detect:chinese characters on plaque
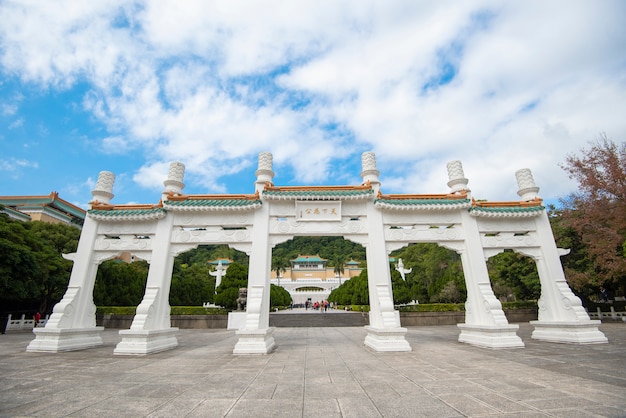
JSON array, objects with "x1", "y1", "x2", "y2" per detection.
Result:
[{"x1": 295, "y1": 201, "x2": 342, "y2": 221}]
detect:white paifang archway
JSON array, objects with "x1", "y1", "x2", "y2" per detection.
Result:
[{"x1": 27, "y1": 152, "x2": 607, "y2": 355}]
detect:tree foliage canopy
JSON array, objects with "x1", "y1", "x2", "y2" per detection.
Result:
[
  {"x1": 0, "y1": 215, "x2": 80, "y2": 313},
  {"x1": 94, "y1": 260, "x2": 147, "y2": 306},
  {"x1": 558, "y1": 135, "x2": 626, "y2": 297}
]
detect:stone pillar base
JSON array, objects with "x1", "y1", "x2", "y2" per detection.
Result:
[
  {"x1": 233, "y1": 327, "x2": 276, "y2": 354},
  {"x1": 364, "y1": 326, "x2": 412, "y2": 352},
  {"x1": 530, "y1": 320, "x2": 608, "y2": 344},
  {"x1": 114, "y1": 327, "x2": 179, "y2": 355},
  {"x1": 458, "y1": 323, "x2": 525, "y2": 349},
  {"x1": 227, "y1": 312, "x2": 247, "y2": 330},
  {"x1": 26, "y1": 327, "x2": 104, "y2": 352}
]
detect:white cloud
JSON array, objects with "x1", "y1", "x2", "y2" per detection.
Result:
[
  {"x1": 8, "y1": 118, "x2": 23, "y2": 129},
  {"x1": 1, "y1": 103, "x2": 17, "y2": 116},
  {"x1": 0, "y1": 0, "x2": 624, "y2": 202},
  {"x1": 0, "y1": 157, "x2": 38, "y2": 172},
  {"x1": 101, "y1": 136, "x2": 132, "y2": 154}
]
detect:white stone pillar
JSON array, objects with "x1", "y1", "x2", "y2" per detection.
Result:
[
  {"x1": 233, "y1": 194, "x2": 276, "y2": 354},
  {"x1": 363, "y1": 205, "x2": 411, "y2": 352},
  {"x1": 27, "y1": 173, "x2": 116, "y2": 352},
  {"x1": 114, "y1": 213, "x2": 179, "y2": 354},
  {"x1": 114, "y1": 165, "x2": 185, "y2": 355},
  {"x1": 360, "y1": 152, "x2": 410, "y2": 351},
  {"x1": 452, "y1": 211, "x2": 524, "y2": 348},
  {"x1": 512, "y1": 168, "x2": 605, "y2": 343},
  {"x1": 522, "y1": 212, "x2": 607, "y2": 344}
]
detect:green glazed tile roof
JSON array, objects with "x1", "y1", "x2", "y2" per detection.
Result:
[
  {"x1": 89, "y1": 208, "x2": 167, "y2": 217},
  {"x1": 376, "y1": 198, "x2": 471, "y2": 206},
  {"x1": 165, "y1": 199, "x2": 262, "y2": 208},
  {"x1": 291, "y1": 255, "x2": 327, "y2": 262},
  {"x1": 469, "y1": 205, "x2": 545, "y2": 213},
  {"x1": 263, "y1": 189, "x2": 374, "y2": 199}
]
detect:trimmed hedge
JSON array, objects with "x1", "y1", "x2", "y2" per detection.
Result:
[
  {"x1": 96, "y1": 306, "x2": 136, "y2": 315},
  {"x1": 398, "y1": 303, "x2": 464, "y2": 312},
  {"x1": 501, "y1": 301, "x2": 538, "y2": 310},
  {"x1": 97, "y1": 306, "x2": 227, "y2": 315},
  {"x1": 398, "y1": 301, "x2": 538, "y2": 312},
  {"x1": 97, "y1": 302, "x2": 538, "y2": 316}
]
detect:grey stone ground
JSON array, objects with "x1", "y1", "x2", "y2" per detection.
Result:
[{"x1": 1, "y1": 323, "x2": 625, "y2": 418}]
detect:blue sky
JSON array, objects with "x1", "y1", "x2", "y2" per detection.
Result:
[{"x1": 1, "y1": 1, "x2": 625, "y2": 209}]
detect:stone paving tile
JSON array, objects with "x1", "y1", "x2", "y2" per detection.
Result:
[
  {"x1": 144, "y1": 397, "x2": 205, "y2": 418},
  {"x1": 436, "y1": 393, "x2": 502, "y2": 416},
  {"x1": 500, "y1": 388, "x2": 575, "y2": 401},
  {"x1": 182, "y1": 399, "x2": 235, "y2": 418},
  {"x1": 373, "y1": 396, "x2": 465, "y2": 418},
  {"x1": 66, "y1": 396, "x2": 168, "y2": 417},
  {"x1": 523, "y1": 396, "x2": 605, "y2": 411},
  {"x1": 546, "y1": 408, "x2": 614, "y2": 418},
  {"x1": 336, "y1": 396, "x2": 384, "y2": 418},
  {"x1": 272, "y1": 382, "x2": 304, "y2": 399},
  {"x1": 225, "y1": 399, "x2": 303, "y2": 418},
  {"x1": 470, "y1": 393, "x2": 538, "y2": 414},
  {"x1": 303, "y1": 398, "x2": 341, "y2": 418}
]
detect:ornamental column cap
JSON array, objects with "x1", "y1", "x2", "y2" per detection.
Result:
[
  {"x1": 90, "y1": 171, "x2": 115, "y2": 208},
  {"x1": 360, "y1": 152, "x2": 380, "y2": 192},
  {"x1": 446, "y1": 160, "x2": 470, "y2": 194},
  {"x1": 255, "y1": 152, "x2": 275, "y2": 193},
  {"x1": 163, "y1": 161, "x2": 185, "y2": 198},
  {"x1": 515, "y1": 168, "x2": 540, "y2": 201}
]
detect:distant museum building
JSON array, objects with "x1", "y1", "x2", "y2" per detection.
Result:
[
  {"x1": 0, "y1": 192, "x2": 85, "y2": 228},
  {"x1": 269, "y1": 255, "x2": 363, "y2": 305}
]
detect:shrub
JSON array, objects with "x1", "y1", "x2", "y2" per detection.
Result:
[
  {"x1": 397, "y1": 303, "x2": 464, "y2": 312},
  {"x1": 97, "y1": 306, "x2": 227, "y2": 315}
]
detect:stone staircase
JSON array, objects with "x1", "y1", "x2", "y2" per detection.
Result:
[{"x1": 269, "y1": 311, "x2": 369, "y2": 327}]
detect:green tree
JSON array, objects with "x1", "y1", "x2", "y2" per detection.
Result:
[
  {"x1": 435, "y1": 281, "x2": 461, "y2": 303},
  {"x1": 329, "y1": 269, "x2": 369, "y2": 305},
  {"x1": 29, "y1": 221, "x2": 80, "y2": 312},
  {"x1": 214, "y1": 262, "x2": 248, "y2": 310},
  {"x1": 0, "y1": 214, "x2": 44, "y2": 310},
  {"x1": 94, "y1": 260, "x2": 148, "y2": 306},
  {"x1": 271, "y1": 255, "x2": 289, "y2": 279},
  {"x1": 332, "y1": 254, "x2": 346, "y2": 277},
  {"x1": 0, "y1": 216, "x2": 80, "y2": 313},
  {"x1": 390, "y1": 266, "x2": 412, "y2": 304},
  {"x1": 487, "y1": 251, "x2": 540, "y2": 301},
  {"x1": 170, "y1": 262, "x2": 214, "y2": 306},
  {"x1": 392, "y1": 243, "x2": 465, "y2": 303},
  {"x1": 270, "y1": 284, "x2": 292, "y2": 307}
]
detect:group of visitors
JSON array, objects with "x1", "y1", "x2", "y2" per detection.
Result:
[{"x1": 305, "y1": 300, "x2": 331, "y2": 312}]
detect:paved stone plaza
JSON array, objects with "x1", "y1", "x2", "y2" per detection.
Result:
[{"x1": 1, "y1": 323, "x2": 625, "y2": 417}]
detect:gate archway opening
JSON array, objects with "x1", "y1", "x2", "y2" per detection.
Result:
[
  {"x1": 389, "y1": 242, "x2": 466, "y2": 306},
  {"x1": 270, "y1": 236, "x2": 366, "y2": 308}
]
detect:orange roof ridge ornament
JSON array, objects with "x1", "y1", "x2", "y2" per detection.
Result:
[
  {"x1": 378, "y1": 190, "x2": 469, "y2": 200},
  {"x1": 471, "y1": 197, "x2": 543, "y2": 208},
  {"x1": 90, "y1": 201, "x2": 164, "y2": 211},
  {"x1": 166, "y1": 191, "x2": 260, "y2": 201}
]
